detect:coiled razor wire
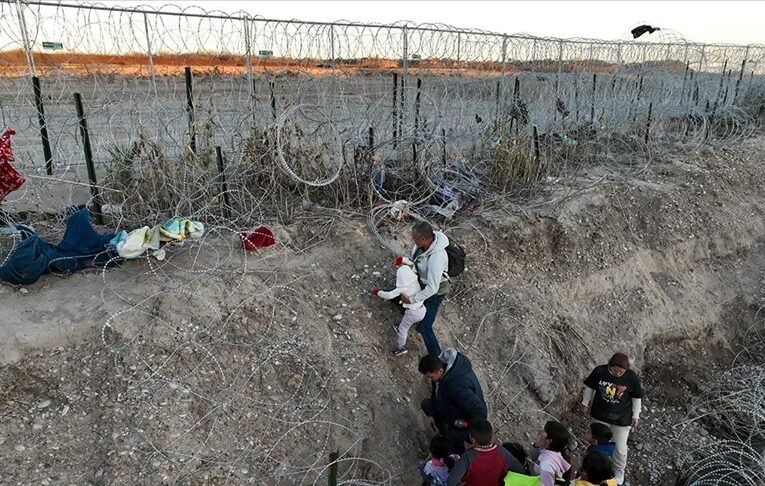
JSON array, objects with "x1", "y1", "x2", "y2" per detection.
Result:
[
  {"x1": 675, "y1": 440, "x2": 765, "y2": 486},
  {"x1": 0, "y1": 2, "x2": 762, "y2": 237},
  {"x1": 0, "y1": 1, "x2": 764, "y2": 484},
  {"x1": 274, "y1": 105, "x2": 344, "y2": 187},
  {"x1": 674, "y1": 317, "x2": 765, "y2": 486}
]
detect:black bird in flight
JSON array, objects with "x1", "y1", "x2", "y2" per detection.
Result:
[{"x1": 631, "y1": 24, "x2": 660, "y2": 39}]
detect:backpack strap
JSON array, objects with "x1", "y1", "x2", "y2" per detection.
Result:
[{"x1": 411, "y1": 246, "x2": 424, "y2": 277}]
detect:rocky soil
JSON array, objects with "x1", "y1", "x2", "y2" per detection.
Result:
[{"x1": 1, "y1": 137, "x2": 765, "y2": 484}]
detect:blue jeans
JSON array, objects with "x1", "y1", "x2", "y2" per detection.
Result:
[{"x1": 417, "y1": 294, "x2": 444, "y2": 355}]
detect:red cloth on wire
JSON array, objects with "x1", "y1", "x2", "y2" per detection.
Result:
[
  {"x1": 0, "y1": 129, "x2": 25, "y2": 202},
  {"x1": 239, "y1": 226, "x2": 276, "y2": 251}
]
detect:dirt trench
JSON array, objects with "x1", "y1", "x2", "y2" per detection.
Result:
[{"x1": 0, "y1": 138, "x2": 764, "y2": 484}]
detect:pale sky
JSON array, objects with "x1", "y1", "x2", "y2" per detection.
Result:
[{"x1": 110, "y1": 1, "x2": 765, "y2": 45}]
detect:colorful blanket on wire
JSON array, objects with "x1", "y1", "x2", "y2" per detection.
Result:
[{"x1": 109, "y1": 217, "x2": 204, "y2": 259}]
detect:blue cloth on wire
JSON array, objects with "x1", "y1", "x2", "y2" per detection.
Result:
[{"x1": 0, "y1": 208, "x2": 117, "y2": 285}]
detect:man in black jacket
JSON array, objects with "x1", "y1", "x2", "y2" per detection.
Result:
[{"x1": 418, "y1": 348, "x2": 488, "y2": 453}]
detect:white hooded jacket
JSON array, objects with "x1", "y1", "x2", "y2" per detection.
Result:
[
  {"x1": 376, "y1": 264, "x2": 424, "y2": 310},
  {"x1": 410, "y1": 230, "x2": 450, "y2": 304}
]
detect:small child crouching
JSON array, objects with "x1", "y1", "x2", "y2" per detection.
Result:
[
  {"x1": 586, "y1": 423, "x2": 616, "y2": 458},
  {"x1": 421, "y1": 435, "x2": 459, "y2": 485}
]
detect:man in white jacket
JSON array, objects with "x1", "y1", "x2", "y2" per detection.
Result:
[
  {"x1": 372, "y1": 256, "x2": 426, "y2": 356},
  {"x1": 401, "y1": 221, "x2": 449, "y2": 355}
]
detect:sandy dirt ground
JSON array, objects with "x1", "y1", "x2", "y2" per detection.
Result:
[{"x1": 1, "y1": 136, "x2": 764, "y2": 484}]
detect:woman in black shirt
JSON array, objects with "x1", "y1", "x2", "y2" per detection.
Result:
[{"x1": 580, "y1": 353, "x2": 643, "y2": 486}]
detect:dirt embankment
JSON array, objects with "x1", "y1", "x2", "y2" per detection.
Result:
[{"x1": 0, "y1": 137, "x2": 764, "y2": 484}]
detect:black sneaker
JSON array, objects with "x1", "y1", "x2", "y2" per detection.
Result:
[{"x1": 391, "y1": 346, "x2": 408, "y2": 356}]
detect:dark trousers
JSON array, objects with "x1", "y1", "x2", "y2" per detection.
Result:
[
  {"x1": 416, "y1": 294, "x2": 444, "y2": 355},
  {"x1": 421, "y1": 398, "x2": 468, "y2": 455}
]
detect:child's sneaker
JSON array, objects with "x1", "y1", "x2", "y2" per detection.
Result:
[
  {"x1": 614, "y1": 470, "x2": 625, "y2": 485},
  {"x1": 391, "y1": 346, "x2": 408, "y2": 356}
]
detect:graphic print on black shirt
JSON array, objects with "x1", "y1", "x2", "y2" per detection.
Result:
[
  {"x1": 598, "y1": 380, "x2": 626, "y2": 404},
  {"x1": 584, "y1": 364, "x2": 644, "y2": 426}
]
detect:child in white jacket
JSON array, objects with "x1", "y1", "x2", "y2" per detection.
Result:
[{"x1": 372, "y1": 256, "x2": 426, "y2": 356}]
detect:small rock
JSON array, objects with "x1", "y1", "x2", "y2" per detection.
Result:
[
  {"x1": 14, "y1": 445, "x2": 25, "y2": 452},
  {"x1": 19, "y1": 287, "x2": 29, "y2": 294},
  {"x1": 333, "y1": 314, "x2": 343, "y2": 321},
  {"x1": 635, "y1": 443, "x2": 644, "y2": 451},
  {"x1": 37, "y1": 400, "x2": 51, "y2": 409}
]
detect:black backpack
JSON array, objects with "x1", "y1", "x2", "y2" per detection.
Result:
[{"x1": 445, "y1": 241, "x2": 466, "y2": 278}]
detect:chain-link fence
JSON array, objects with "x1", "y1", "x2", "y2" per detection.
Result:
[{"x1": 0, "y1": 0, "x2": 764, "y2": 227}]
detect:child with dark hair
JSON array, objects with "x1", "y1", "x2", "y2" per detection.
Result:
[
  {"x1": 421, "y1": 435, "x2": 459, "y2": 486},
  {"x1": 572, "y1": 451, "x2": 617, "y2": 486},
  {"x1": 586, "y1": 423, "x2": 616, "y2": 458},
  {"x1": 446, "y1": 419, "x2": 524, "y2": 485},
  {"x1": 530, "y1": 421, "x2": 572, "y2": 486}
]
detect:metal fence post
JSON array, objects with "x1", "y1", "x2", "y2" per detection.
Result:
[
  {"x1": 184, "y1": 66, "x2": 197, "y2": 154},
  {"x1": 142, "y1": 12, "x2": 157, "y2": 97},
  {"x1": 645, "y1": 102, "x2": 653, "y2": 144},
  {"x1": 32, "y1": 76, "x2": 53, "y2": 175},
  {"x1": 330, "y1": 24, "x2": 336, "y2": 72},
  {"x1": 243, "y1": 15, "x2": 255, "y2": 123},
  {"x1": 734, "y1": 46, "x2": 749, "y2": 100},
  {"x1": 215, "y1": 146, "x2": 231, "y2": 218},
  {"x1": 392, "y1": 73, "x2": 398, "y2": 149},
  {"x1": 14, "y1": 0, "x2": 35, "y2": 78},
  {"x1": 328, "y1": 451, "x2": 339, "y2": 486},
  {"x1": 269, "y1": 80, "x2": 277, "y2": 122},
  {"x1": 413, "y1": 77, "x2": 422, "y2": 162},
  {"x1": 556, "y1": 40, "x2": 563, "y2": 97},
  {"x1": 400, "y1": 25, "x2": 408, "y2": 143},
  {"x1": 501, "y1": 35, "x2": 507, "y2": 73},
  {"x1": 73, "y1": 93, "x2": 104, "y2": 225},
  {"x1": 590, "y1": 73, "x2": 597, "y2": 126},
  {"x1": 499, "y1": 35, "x2": 507, "y2": 124}
]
